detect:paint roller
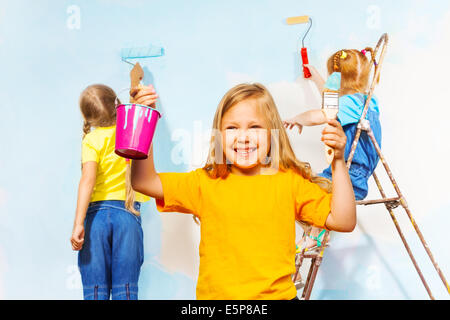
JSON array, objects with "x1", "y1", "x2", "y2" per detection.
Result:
[
  {"x1": 120, "y1": 45, "x2": 165, "y2": 103},
  {"x1": 115, "y1": 45, "x2": 165, "y2": 161},
  {"x1": 286, "y1": 15, "x2": 312, "y2": 78}
]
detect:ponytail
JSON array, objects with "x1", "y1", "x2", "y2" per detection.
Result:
[
  {"x1": 362, "y1": 47, "x2": 380, "y2": 85},
  {"x1": 80, "y1": 121, "x2": 91, "y2": 170},
  {"x1": 327, "y1": 47, "x2": 380, "y2": 95},
  {"x1": 332, "y1": 50, "x2": 348, "y2": 72},
  {"x1": 82, "y1": 120, "x2": 91, "y2": 139},
  {"x1": 363, "y1": 47, "x2": 375, "y2": 63},
  {"x1": 125, "y1": 160, "x2": 139, "y2": 216}
]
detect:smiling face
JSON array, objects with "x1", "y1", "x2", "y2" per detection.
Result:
[{"x1": 220, "y1": 98, "x2": 270, "y2": 176}]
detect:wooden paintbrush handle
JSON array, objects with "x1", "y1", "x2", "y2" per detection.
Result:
[
  {"x1": 323, "y1": 108, "x2": 338, "y2": 164},
  {"x1": 325, "y1": 146, "x2": 334, "y2": 164},
  {"x1": 130, "y1": 62, "x2": 144, "y2": 103}
]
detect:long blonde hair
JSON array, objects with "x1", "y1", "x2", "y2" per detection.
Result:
[
  {"x1": 202, "y1": 83, "x2": 331, "y2": 192},
  {"x1": 79, "y1": 84, "x2": 139, "y2": 215},
  {"x1": 327, "y1": 48, "x2": 379, "y2": 96}
]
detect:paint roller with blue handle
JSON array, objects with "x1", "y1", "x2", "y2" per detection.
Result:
[{"x1": 322, "y1": 72, "x2": 341, "y2": 164}]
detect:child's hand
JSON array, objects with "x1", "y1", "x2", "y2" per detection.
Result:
[
  {"x1": 303, "y1": 64, "x2": 325, "y2": 93},
  {"x1": 321, "y1": 119, "x2": 347, "y2": 161},
  {"x1": 130, "y1": 84, "x2": 159, "y2": 107},
  {"x1": 71, "y1": 224, "x2": 85, "y2": 251},
  {"x1": 303, "y1": 64, "x2": 320, "y2": 80},
  {"x1": 283, "y1": 116, "x2": 303, "y2": 134}
]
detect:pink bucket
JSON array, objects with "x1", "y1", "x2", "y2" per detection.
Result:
[{"x1": 115, "y1": 103, "x2": 161, "y2": 159}]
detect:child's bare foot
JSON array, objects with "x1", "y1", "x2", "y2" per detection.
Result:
[
  {"x1": 297, "y1": 228, "x2": 330, "y2": 252},
  {"x1": 305, "y1": 236, "x2": 318, "y2": 249},
  {"x1": 297, "y1": 234, "x2": 319, "y2": 251}
]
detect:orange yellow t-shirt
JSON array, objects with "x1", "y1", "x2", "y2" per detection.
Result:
[
  {"x1": 82, "y1": 126, "x2": 149, "y2": 203},
  {"x1": 156, "y1": 168, "x2": 331, "y2": 300}
]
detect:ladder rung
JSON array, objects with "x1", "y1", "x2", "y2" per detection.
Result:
[
  {"x1": 302, "y1": 253, "x2": 320, "y2": 259},
  {"x1": 356, "y1": 197, "x2": 400, "y2": 206}
]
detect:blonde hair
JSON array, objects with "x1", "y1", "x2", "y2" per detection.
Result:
[
  {"x1": 79, "y1": 84, "x2": 139, "y2": 216},
  {"x1": 327, "y1": 48, "x2": 379, "y2": 96},
  {"x1": 202, "y1": 83, "x2": 331, "y2": 192}
]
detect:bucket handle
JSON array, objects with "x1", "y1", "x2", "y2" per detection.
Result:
[
  {"x1": 115, "y1": 87, "x2": 158, "y2": 108},
  {"x1": 114, "y1": 87, "x2": 162, "y2": 117},
  {"x1": 114, "y1": 87, "x2": 132, "y2": 107}
]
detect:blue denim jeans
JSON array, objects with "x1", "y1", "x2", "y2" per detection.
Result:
[
  {"x1": 78, "y1": 200, "x2": 144, "y2": 300},
  {"x1": 319, "y1": 164, "x2": 370, "y2": 201}
]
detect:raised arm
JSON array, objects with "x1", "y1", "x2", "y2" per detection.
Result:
[
  {"x1": 130, "y1": 85, "x2": 163, "y2": 199},
  {"x1": 324, "y1": 158, "x2": 356, "y2": 232},
  {"x1": 304, "y1": 64, "x2": 326, "y2": 94},
  {"x1": 322, "y1": 119, "x2": 356, "y2": 232},
  {"x1": 131, "y1": 145, "x2": 164, "y2": 199}
]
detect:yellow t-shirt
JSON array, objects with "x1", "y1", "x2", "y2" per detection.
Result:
[
  {"x1": 81, "y1": 126, "x2": 149, "y2": 203},
  {"x1": 156, "y1": 168, "x2": 332, "y2": 300}
]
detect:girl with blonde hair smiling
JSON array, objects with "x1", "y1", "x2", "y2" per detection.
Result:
[{"x1": 131, "y1": 82, "x2": 356, "y2": 300}]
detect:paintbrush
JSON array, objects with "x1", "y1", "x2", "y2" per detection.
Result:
[{"x1": 322, "y1": 72, "x2": 341, "y2": 164}]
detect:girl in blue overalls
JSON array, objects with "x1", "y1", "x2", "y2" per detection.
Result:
[{"x1": 284, "y1": 48, "x2": 382, "y2": 252}]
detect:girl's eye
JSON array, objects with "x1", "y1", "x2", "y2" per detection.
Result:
[
  {"x1": 225, "y1": 126, "x2": 237, "y2": 130},
  {"x1": 250, "y1": 125, "x2": 262, "y2": 129}
]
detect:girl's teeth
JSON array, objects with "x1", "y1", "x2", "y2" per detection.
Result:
[{"x1": 236, "y1": 148, "x2": 256, "y2": 154}]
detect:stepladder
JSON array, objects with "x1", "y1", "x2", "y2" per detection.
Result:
[
  {"x1": 293, "y1": 227, "x2": 330, "y2": 300},
  {"x1": 293, "y1": 33, "x2": 449, "y2": 300}
]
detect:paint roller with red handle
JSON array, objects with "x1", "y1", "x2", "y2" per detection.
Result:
[
  {"x1": 301, "y1": 47, "x2": 311, "y2": 78},
  {"x1": 286, "y1": 15, "x2": 313, "y2": 78}
]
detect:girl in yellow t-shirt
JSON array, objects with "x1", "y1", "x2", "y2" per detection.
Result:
[
  {"x1": 131, "y1": 83, "x2": 356, "y2": 300},
  {"x1": 70, "y1": 84, "x2": 154, "y2": 300}
]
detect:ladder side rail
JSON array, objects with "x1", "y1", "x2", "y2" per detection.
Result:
[
  {"x1": 366, "y1": 128, "x2": 450, "y2": 294},
  {"x1": 347, "y1": 34, "x2": 388, "y2": 167},
  {"x1": 301, "y1": 231, "x2": 330, "y2": 300},
  {"x1": 371, "y1": 172, "x2": 434, "y2": 299}
]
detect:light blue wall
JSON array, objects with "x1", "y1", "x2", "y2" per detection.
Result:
[{"x1": 0, "y1": 0, "x2": 449, "y2": 299}]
